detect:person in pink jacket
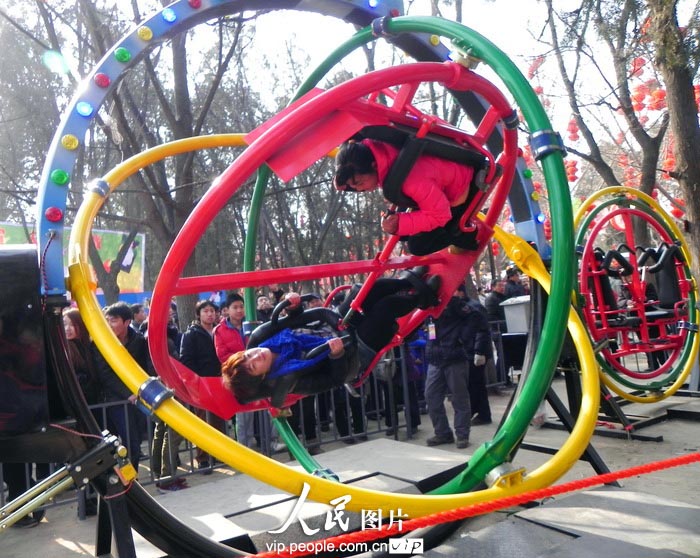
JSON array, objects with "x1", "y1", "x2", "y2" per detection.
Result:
[{"x1": 333, "y1": 139, "x2": 479, "y2": 255}]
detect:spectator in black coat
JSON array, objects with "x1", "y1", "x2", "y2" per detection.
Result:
[
  {"x1": 256, "y1": 295, "x2": 274, "y2": 323},
  {"x1": 504, "y1": 267, "x2": 527, "y2": 299},
  {"x1": 484, "y1": 279, "x2": 508, "y2": 331},
  {"x1": 458, "y1": 294, "x2": 493, "y2": 426},
  {"x1": 94, "y1": 302, "x2": 152, "y2": 470},
  {"x1": 180, "y1": 300, "x2": 220, "y2": 377},
  {"x1": 179, "y1": 300, "x2": 227, "y2": 473}
]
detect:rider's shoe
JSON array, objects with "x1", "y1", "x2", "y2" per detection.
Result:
[
  {"x1": 397, "y1": 265, "x2": 429, "y2": 281},
  {"x1": 416, "y1": 275, "x2": 442, "y2": 309}
]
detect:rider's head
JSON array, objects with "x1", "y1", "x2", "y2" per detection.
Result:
[
  {"x1": 334, "y1": 140, "x2": 378, "y2": 192},
  {"x1": 222, "y1": 347, "x2": 274, "y2": 402}
]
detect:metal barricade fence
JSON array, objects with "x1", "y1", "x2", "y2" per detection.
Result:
[{"x1": 1, "y1": 365, "x2": 424, "y2": 514}]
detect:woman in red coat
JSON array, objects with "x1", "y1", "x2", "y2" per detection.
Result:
[{"x1": 333, "y1": 139, "x2": 478, "y2": 255}]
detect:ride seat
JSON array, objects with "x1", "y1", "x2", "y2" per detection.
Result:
[
  {"x1": 586, "y1": 248, "x2": 636, "y2": 329},
  {"x1": 638, "y1": 243, "x2": 687, "y2": 311}
]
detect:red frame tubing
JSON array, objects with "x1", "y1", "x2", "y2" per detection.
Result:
[
  {"x1": 148, "y1": 62, "x2": 517, "y2": 418},
  {"x1": 579, "y1": 207, "x2": 687, "y2": 381}
]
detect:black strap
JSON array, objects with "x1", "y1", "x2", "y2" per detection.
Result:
[
  {"x1": 247, "y1": 306, "x2": 342, "y2": 348},
  {"x1": 381, "y1": 137, "x2": 426, "y2": 208},
  {"x1": 602, "y1": 249, "x2": 634, "y2": 277}
]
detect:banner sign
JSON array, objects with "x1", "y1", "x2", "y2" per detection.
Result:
[{"x1": 0, "y1": 222, "x2": 145, "y2": 293}]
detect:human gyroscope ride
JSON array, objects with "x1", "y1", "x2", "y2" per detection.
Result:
[
  {"x1": 2, "y1": 1, "x2": 645, "y2": 555},
  {"x1": 66, "y1": 13, "x2": 593, "y2": 516}
]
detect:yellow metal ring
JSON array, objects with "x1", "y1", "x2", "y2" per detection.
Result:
[{"x1": 68, "y1": 136, "x2": 599, "y2": 517}]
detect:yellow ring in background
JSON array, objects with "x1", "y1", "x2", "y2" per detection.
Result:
[
  {"x1": 67, "y1": 136, "x2": 599, "y2": 516},
  {"x1": 573, "y1": 186, "x2": 692, "y2": 266},
  {"x1": 573, "y1": 186, "x2": 698, "y2": 403}
]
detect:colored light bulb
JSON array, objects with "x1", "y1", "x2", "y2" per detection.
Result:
[
  {"x1": 61, "y1": 134, "x2": 79, "y2": 150},
  {"x1": 45, "y1": 207, "x2": 64, "y2": 222},
  {"x1": 137, "y1": 26, "x2": 153, "y2": 41},
  {"x1": 94, "y1": 73, "x2": 110, "y2": 88},
  {"x1": 50, "y1": 169, "x2": 70, "y2": 186},
  {"x1": 162, "y1": 8, "x2": 177, "y2": 23},
  {"x1": 188, "y1": 0, "x2": 202, "y2": 7},
  {"x1": 114, "y1": 47, "x2": 131, "y2": 63},
  {"x1": 76, "y1": 101, "x2": 94, "y2": 117}
]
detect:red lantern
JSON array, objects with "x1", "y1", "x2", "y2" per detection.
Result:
[
  {"x1": 528, "y1": 55, "x2": 545, "y2": 79},
  {"x1": 671, "y1": 198, "x2": 686, "y2": 219},
  {"x1": 491, "y1": 241, "x2": 500, "y2": 255},
  {"x1": 648, "y1": 89, "x2": 667, "y2": 111},
  {"x1": 608, "y1": 206, "x2": 626, "y2": 231},
  {"x1": 543, "y1": 218, "x2": 552, "y2": 240},
  {"x1": 630, "y1": 56, "x2": 646, "y2": 77}
]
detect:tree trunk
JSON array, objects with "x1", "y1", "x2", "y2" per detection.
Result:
[{"x1": 647, "y1": 0, "x2": 700, "y2": 281}]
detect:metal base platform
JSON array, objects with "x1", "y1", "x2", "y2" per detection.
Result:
[
  {"x1": 3, "y1": 438, "x2": 699, "y2": 557},
  {"x1": 145, "y1": 440, "x2": 700, "y2": 558}
]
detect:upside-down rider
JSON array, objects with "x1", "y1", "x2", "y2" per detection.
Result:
[{"x1": 221, "y1": 269, "x2": 440, "y2": 407}]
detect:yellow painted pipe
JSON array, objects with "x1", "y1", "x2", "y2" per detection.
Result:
[
  {"x1": 67, "y1": 136, "x2": 599, "y2": 516},
  {"x1": 573, "y1": 186, "x2": 692, "y2": 266}
]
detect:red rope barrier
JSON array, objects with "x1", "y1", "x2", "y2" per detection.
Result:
[{"x1": 254, "y1": 452, "x2": 700, "y2": 558}]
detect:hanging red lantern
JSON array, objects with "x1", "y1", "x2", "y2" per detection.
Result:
[
  {"x1": 565, "y1": 159, "x2": 579, "y2": 182},
  {"x1": 670, "y1": 198, "x2": 686, "y2": 219},
  {"x1": 567, "y1": 117, "x2": 580, "y2": 141},
  {"x1": 648, "y1": 89, "x2": 667, "y2": 111},
  {"x1": 663, "y1": 155, "x2": 676, "y2": 178},
  {"x1": 543, "y1": 218, "x2": 552, "y2": 241},
  {"x1": 609, "y1": 206, "x2": 626, "y2": 231},
  {"x1": 633, "y1": 83, "x2": 650, "y2": 99},
  {"x1": 630, "y1": 56, "x2": 646, "y2": 77},
  {"x1": 527, "y1": 55, "x2": 545, "y2": 79}
]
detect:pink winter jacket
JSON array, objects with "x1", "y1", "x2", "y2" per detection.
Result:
[{"x1": 364, "y1": 139, "x2": 475, "y2": 237}]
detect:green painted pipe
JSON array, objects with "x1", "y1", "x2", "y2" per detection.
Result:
[{"x1": 242, "y1": 16, "x2": 573, "y2": 489}]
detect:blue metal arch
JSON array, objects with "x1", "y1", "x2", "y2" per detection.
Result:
[{"x1": 36, "y1": 0, "x2": 545, "y2": 296}]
